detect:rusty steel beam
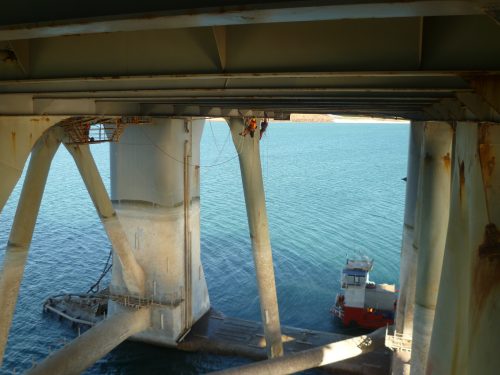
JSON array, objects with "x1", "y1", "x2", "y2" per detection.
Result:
[
  {"x1": 0, "y1": 1, "x2": 485, "y2": 41},
  {"x1": 0, "y1": 71, "x2": 496, "y2": 86}
]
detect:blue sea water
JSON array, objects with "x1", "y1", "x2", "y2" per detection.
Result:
[{"x1": 0, "y1": 121, "x2": 408, "y2": 374}]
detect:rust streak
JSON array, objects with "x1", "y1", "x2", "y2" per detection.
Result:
[
  {"x1": 479, "y1": 143, "x2": 495, "y2": 188},
  {"x1": 443, "y1": 152, "x2": 451, "y2": 172},
  {"x1": 472, "y1": 223, "x2": 500, "y2": 316},
  {"x1": 459, "y1": 160, "x2": 465, "y2": 202},
  {"x1": 478, "y1": 223, "x2": 500, "y2": 259},
  {"x1": 11, "y1": 131, "x2": 16, "y2": 153}
]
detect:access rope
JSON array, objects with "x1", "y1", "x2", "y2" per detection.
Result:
[
  {"x1": 137, "y1": 125, "x2": 245, "y2": 168},
  {"x1": 86, "y1": 250, "x2": 113, "y2": 294}
]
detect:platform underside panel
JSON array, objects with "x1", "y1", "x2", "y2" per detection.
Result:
[{"x1": 0, "y1": 4, "x2": 499, "y2": 120}]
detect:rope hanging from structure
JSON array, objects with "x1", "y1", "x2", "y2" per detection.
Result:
[
  {"x1": 138, "y1": 126, "x2": 245, "y2": 168},
  {"x1": 86, "y1": 250, "x2": 113, "y2": 294}
]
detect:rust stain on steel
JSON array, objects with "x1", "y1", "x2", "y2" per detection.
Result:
[
  {"x1": 478, "y1": 223, "x2": 500, "y2": 259},
  {"x1": 443, "y1": 152, "x2": 451, "y2": 171},
  {"x1": 459, "y1": 160, "x2": 465, "y2": 202},
  {"x1": 479, "y1": 142, "x2": 495, "y2": 188},
  {"x1": 472, "y1": 223, "x2": 500, "y2": 317},
  {"x1": 11, "y1": 131, "x2": 16, "y2": 153},
  {"x1": 29, "y1": 117, "x2": 50, "y2": 123}
]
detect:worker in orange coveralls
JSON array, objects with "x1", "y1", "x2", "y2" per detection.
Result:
[{"x1": 239, "y1": 117, "x2": 258, "y2": 138}]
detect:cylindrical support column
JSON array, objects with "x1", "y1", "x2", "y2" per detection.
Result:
[
  {"x1": 427, "y1": 122, "x2": 500, "y2": 375},
  {"x1": 27, "y1": 307, "x2": 151, "y2": 375},
  {"x1": 228, "y1": 117, "x2": 283, "y2": 358},
  {"x1": 410, "y1": 122, "x2": 453, "y2": 375},
  {"x1": 392, "y1": 121, "x2": 424, "y2": 374},
  {"x1": 109, "y1": 118, "x2": 209, "y2": 345},
  {"x1": 0, "y1": 128, "x2": 60, "y2": 365},
  {"x1": 64, "y1": 143, "x2": 145, "y2": 295},
  {"x1": 210, "y1": 327, "x2": 386, "y2": 375}
]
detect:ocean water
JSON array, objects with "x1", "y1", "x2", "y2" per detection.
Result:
[{"x1": 0, "y1": 121, "x2": 408, "y2": 374}]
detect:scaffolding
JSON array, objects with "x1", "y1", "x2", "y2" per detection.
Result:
[
  {"x1": 59, "y1": 116, "x2": 152, "y2": 144},
  {"x1": 385, "y1": 327, "x2": 412, "y2": 352}
]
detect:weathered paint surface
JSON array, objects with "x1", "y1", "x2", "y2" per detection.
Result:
[
  {"x1": 0, "y1": 116, "x2": 65, "y2": 213},
  {"x1": 108, "y1": 118, "x2": 210, "y2": 346},
  {"x1": 427, "y1": 122, "x2": 500, "y2": 375},
  {"x1": 228, "y1": 117, "x2": 284, "y2": 359},
  {"x1": 0, "y1": 127, "x2": 61, "y2": 366},
  {"x1": 393, "y1": 121, "x2": 424, "y2": 375},
  {"x1": 210, "y1": 327, "x2": 386, "y2": 375},
  {"x1": 65, "y1": 143, "x2": 146, "y2": 296},
  {"x1": 27, "y1": 307, "x2": 151, "y2": 375},
  {"x1": 411, "y1": 121, "x2": 453, "y2": 375}
]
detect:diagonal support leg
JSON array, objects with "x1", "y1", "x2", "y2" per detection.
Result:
[
  {"x1": 0, "y1": 128, "x2": 61, "y2": 366},
  {"x1": 228, "y1": 117, "x2": 283, "y2": 358},
  {"x1": 0, "y1": 160, "x2": 26, "y2": 215},
  {"x1": 0, "y1": 117, "x2": 62, "y2": 214},
  {"x1": 210, "y1": 327, "x2": 386, "y2": 375},
  {"x1": 27, "y1": 307, "x2": 151, "y2": 375},
  {"x1": 64, "y1": 143, "x2": 145, "y2": 295}
]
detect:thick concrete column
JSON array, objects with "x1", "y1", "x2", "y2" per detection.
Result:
[
  {"x1": 0, "y1": 117, "x2": 63, "y2": 214},
  {"x1": 427, "y1": 122, "x2": 500, "y2": 375},
  {"x1": 228, "y1": 117, "x2": 283, "y2": 359},
  {"x1": 392, "y1": 121, "x2": 423, "y2": 374},
  {"x1": 109, "y1": 118, "x2": 209, "y2": 346},
  {"x1": 27, "y1": 307, "x2": 151, "y2": 375},
  {"x1": 410, "y1": 122, "x2": 453, "y2": 375},
  {"x1": 0, "y1": 128, "x2": 61, "y2": 365},
  {"x1": 65, "y1": 143, "x2": 145, "y2": 295}
]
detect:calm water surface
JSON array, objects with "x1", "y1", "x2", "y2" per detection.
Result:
[{"x1": 0, "y1": 121, "x2": 408, "y2": 374}]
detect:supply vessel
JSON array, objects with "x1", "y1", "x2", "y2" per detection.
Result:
[{"x1": 331, "y1": 258, "x2": 397, "y2": 329}]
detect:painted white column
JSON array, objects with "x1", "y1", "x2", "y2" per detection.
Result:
[
  {"x1": 27, "y1": 307, "x2": 151, "y2": 375},
  {"x1": 427, "y1": 122, "x2": 500, "y2": 375},
  {"x1": 410, "y1": 122, "x2": 453, "y2": 375},
  {"x1": 228, "y1": 117, "x2": 283, "y2": 359},
  {"x1": 0, "y1": 116, "x2": 63, "y2": 214},
  {"x1": 0, "y1": 128, "x2": 61, "y2": 366},
  {"x1": 392, "y1": 121, "x2": 423, "y2": 375},
  {"x1": 109, "y1": 118, "x2": 209, "y2": 346},
  {"x1": 65, "y1": 143, "x2": 145, "y2": 295}
]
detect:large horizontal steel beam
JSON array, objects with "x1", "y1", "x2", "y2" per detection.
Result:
[
  {"x1": 0, "y1": 1, "x2": 486, "y2": 41},
  {"x1": 26, "y1": 87, "x2": 473, "y2": 98},
  {"x1": 0, "y1": 70, "x2": 495, "y2": 86}
]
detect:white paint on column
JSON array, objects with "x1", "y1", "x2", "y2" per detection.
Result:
[
  {"x1": 427, "y1": 122, "x2": 500, "y2": 375},
  {"x1": 411, "y1": 121, "x2": 453, "y2": 375},
  {"x1": 109, "y1": 118, "x2": 210, "y2": 346}
]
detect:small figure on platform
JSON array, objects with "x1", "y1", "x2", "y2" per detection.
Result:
[
  {"x1": 239, "y1": 117, "x2": 258, "y2": 137},
  {"x1": 259, "y1": 118, "x2": 269, "y2": 140}
]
